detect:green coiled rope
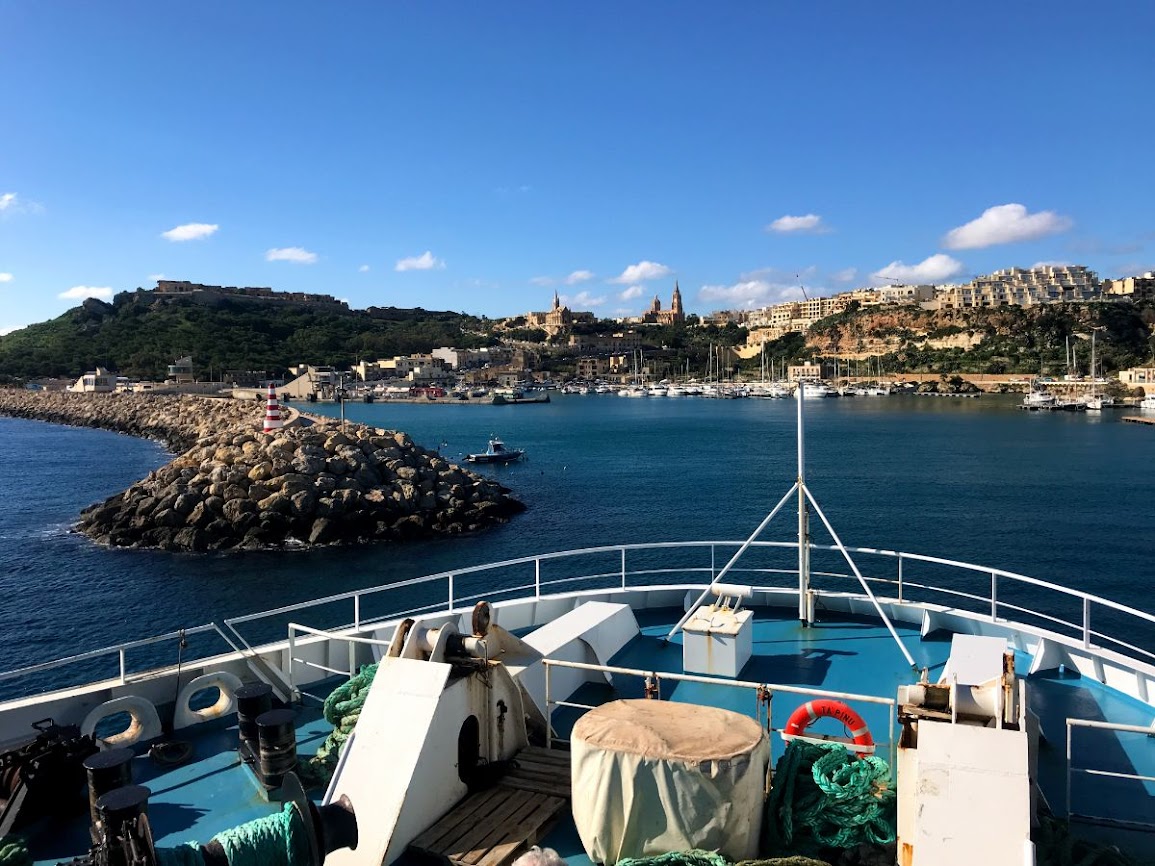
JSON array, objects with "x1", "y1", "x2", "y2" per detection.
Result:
[
  {"x1": 617, "y1": 851, "x2": 831, "y2": 866},
  {"x1": 0, "y1": 835, "x2": 31, "y2": 866},
  {"x1": 618, "y1": 851, "x2": 731, "y2": 866},
  {"x1": 297, "y1": 663, "x2": 379, "y2": 789},
  {"x1": 765, "y1": 740, "x2": 895, "y2": 855},
  {"x1": 155, "y1": 803, "x2": 309, "y2": 866}
]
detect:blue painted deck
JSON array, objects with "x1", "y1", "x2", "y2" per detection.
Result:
[{"x1": 25, "y1": 605, "x2": 1155, "y2": 865}]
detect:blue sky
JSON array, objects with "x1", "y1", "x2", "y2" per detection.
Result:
[{"x1": 2, "y1": 2, "x2": 1153, "y2": 335}]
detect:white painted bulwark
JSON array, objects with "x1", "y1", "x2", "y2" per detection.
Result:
[
  {"x1": 899, "y1": 721, "x2": 1032, "y2": 866},
  {"x1": 683, "y1": 606, "x2": 753, "y2": 677}
]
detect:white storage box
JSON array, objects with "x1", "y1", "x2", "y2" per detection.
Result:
[{"x1": 682, "y1": 605, "x2": 753, "y2": 677}]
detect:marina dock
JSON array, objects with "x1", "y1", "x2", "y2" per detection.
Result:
[{"x1": 1121, "y1": 415, "x2": 1155, "y2": 425}]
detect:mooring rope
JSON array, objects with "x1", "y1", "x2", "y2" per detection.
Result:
[
  {"x1": 765, "y1": 740, "x2": 895, "y2": 854},
  {"x1": 156, "y1": 803, "x2": 309, "y2": 866},
  {"x1": 297, "y1": 663, "x2": 379, "y2": 788},
  {"x1": 0, "y1": 835, "x2": 31, "y2": 866}
]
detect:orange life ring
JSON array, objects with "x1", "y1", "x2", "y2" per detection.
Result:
[{"x1": 783, "y1": 700, "x2": 874, "y2": 748}]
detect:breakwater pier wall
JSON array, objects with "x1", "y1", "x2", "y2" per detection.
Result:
[
  {"x1": 0, "y1": 390, "x2": 526, "y2": 552},
  {"x1": 0, "y1": 390, "x2": 267, "y2": 453}
]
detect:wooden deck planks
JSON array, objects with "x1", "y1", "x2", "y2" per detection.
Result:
[{"x1": 408, "y1": 748, "x2": 572, "y2": 866}]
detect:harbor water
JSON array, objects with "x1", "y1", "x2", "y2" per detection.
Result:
[{"x1": 2, "y1": 393, "x2": 1154, "y2": 696}]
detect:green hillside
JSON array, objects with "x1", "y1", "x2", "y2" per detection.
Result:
[{"x1": 0, "y1": 289, "x2": 491, "y2": 380}]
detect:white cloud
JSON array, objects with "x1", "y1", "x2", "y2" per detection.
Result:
[
  {"x1": 0, "y1": 325, "x2": 26, "y2": 336},
  {"x1": 0, "y1": 273, "x2": 12, "y2": 283},
  {"x1": 529, "y1": 276, "x2": 555, "y2": 287},
  {"x1": 699, "y1": 280, "x2": 805, "y2": 309},
  {"x1": 766, "y1": 214, "x2": 828, "y2": 234},
  {"x1": 161, "y1": 222, "x2": 218, "y2": 242},
  {"x1": 613, "y1": 260, "x2": 673, "y2": 284},
  {"x1": 147, "y1": 273, "x2": 166, "y2": 282},
  {"x1": 565, "y1": 269, "x2": 594, "y2": 285},
  {"x1": 395, "y1": 250, "x2": 444, "y2": 271},
  {"x1": 59, "y1": 285, "x2": 114, "y2": 301},
  {"x1": 0, "y1": 192, "x2": 43, "y2": 216},
  {"x1": 566, "y1": 291, "x2": 606, "y2": 308},
  {"x1": 619, "y1": 285, "x2": 644, "y2": 301},
  {"x1": 358, "y1": 264, "x2": 370, "y2": 273},
  {"x1": 943, "y1": 203, "x2": 1072, "y2": 250},
  {"x1": 832, "y1": 267, "x2": 858, "y2": 283},
  {"x1": 871, "y1": 254, "x2": 963, "y2": 284},
  {"x1": 266, "y1": 246, "x2": 318, "y2": 264},
  {"x1": 1031, "y1": 260, "x2": 1071, "y2": 269}
]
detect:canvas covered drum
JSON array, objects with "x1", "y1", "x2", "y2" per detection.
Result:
[{"x1": 570, "y1": 699, "x2": 769, "y2": 864}]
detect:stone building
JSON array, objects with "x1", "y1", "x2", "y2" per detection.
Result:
[
  {"x1": 934, "y1": 265, "x2": 1100, "y2": 309},
  {"x1": 1103, "y1": 273, "x2": 1155, "y2": 301},
  {"x1": 640, "y1": 283, "x2": 686, "y2": 325},
  {"x1": 530, "y1": 291, "x2": 572, "y2": 334},
  {"x1": 70, "y1": 367, "x2": 117, "y2": 393}
]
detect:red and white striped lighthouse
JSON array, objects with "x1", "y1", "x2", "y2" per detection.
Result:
[{"x1": 263, "y1": 384, "x2": 283, "y2": 433}]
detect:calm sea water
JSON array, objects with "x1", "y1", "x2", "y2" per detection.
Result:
[{"x1": 2, "y1": 394, "x2": 1153, "y2": 696}]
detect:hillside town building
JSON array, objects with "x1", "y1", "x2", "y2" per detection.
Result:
[
  {"x1": 640, "y1": 283, "x2": 686, "y2": 325},
  {"x1": 933, "y1": 265, "x2": 1100, "y2": 309},
  {"x1": 526, "y1": 292, "x2": 596, "y2": 336},
  {"x1": 1103, "y1": 273, "x2": 1155, "y2": 301}
]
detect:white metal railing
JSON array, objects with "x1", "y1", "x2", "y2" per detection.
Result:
[
  {"x1": 0, "y1": 622, "x2": 238, "y2": 691},
  {"x1": 285, "y1": 622, "x2": 393, "y2": 705},
  {"x1": 215, "y1": 540, "x2": 1155, "y2": 666},
  {"x1": 542, "y1": 658, "x2": 897, "y2": 764},
  {"x1": 5, "y1": 539, "x2": 1155, "y2": 703},
  {"x1": 1066, "y1": 717, "x2": 1155, "y2": 830}
]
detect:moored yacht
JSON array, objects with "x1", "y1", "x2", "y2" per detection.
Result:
[
  {"x1": 1022, "y1": 385, "x2": 1057, "y2": 410},
  {"x1": 793, "y1": 381, "x2": 833, "y2": 398}
]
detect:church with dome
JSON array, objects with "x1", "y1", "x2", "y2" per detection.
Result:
[{"x1": 640, "y1": 282, "x2": 685, "y2": 325}]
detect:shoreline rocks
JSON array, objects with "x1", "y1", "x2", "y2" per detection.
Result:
[{"x1": 0, "y1": 390, "x2": 527, "y2": 552}]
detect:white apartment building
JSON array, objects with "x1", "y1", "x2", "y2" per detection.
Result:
[
  {"x1": 936, "y1": 265, "x2": 1100, "y2": 309},
  {"x1": 1103, "y1": 273, "x2": 1155, "y2": 301}
]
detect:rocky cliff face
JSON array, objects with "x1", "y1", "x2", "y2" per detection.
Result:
[{"x1": 0, "y1": 391, "x2": 526, "y2": 552}]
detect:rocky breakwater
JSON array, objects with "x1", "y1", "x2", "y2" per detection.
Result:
[
  {"x1": 0, "y1": 389, "x2": 526, "y2": 551},
  {"x1": 0, "y1": 390, "x2": 265, "y2": 452},
  {"x1": 76, "y1": 422, "x2": 526, "y2": 551}
]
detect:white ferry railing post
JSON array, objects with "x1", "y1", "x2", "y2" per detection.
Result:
[
  {"x1": 119, "y1": 649, "x2": 126, "y2": 685},
  {"x1": 535, "y1": 558, "x2": 541, "y2": 597},
  {"x1": 448, "y1": 574, "x2": 454, "y2": 612},
  {"x1": 544, "y1": 662, "x2": 553, "y2": 750},
  {"x1": 354, "y1": 594, "x2": 361, "y2": 631},
  {"x1": 711, "y1": 545, "x2": 716, "y2": 582},
  {"x1": 1082, "y1": 598, "x2": 1091, "y2": 649},
  {"x1": 1065, "y1": 720, "x2": 1073, "y2": 823},
  {"x1": 621, "y1": 548, "x2": 627, "y2": 589},
  {"x1": 288, "y1": 628, "x2": 296, "y2": 700},
  {"x1": 897, "y1": 554, "x2": 904, "y2": 603},
  {"x1": 348, "y1": 638, "x2": 356, "y2": 679},
  {"x1": 991, "y1": 572, "x2": 998, "y2": 621},
  {"x1": 888, "y1": 709, "x2": 896, "y2": 768}
]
